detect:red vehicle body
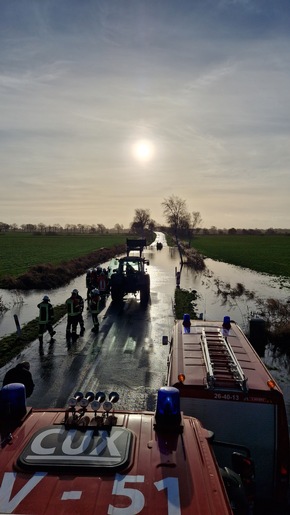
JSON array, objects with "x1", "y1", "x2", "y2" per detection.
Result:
[
  {"x1": 165, "y1": 319, "x2": 290, "y2": 508},
  {"x1": 0, "y1": 386, "x2": 233, "y2": 515}
]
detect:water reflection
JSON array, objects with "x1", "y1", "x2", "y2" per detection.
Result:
[
  {"x1": 1, "y1": 245, "x2": 289, "y2": 337},
  {"x1": 264, "y1": 344, "x2": 290, "y2": 430},
  {"x1": 1, "y1": 240, "x2": 290, "y2": 427}
]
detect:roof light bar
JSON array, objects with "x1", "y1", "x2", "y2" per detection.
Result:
[
  {"x1": 103, "y1": 401, "x2": 113, "y2": 413},
  {"x1": 79, "y1": 391, "x2": 95, "y2": 408},
  {"x1": 67, "y1": 390, "x2": 120, "y2": 412},
  {"x1": 90, "y1": 400, "x2": 100, "y2": 412},
  {"x1": 95, "y1": 391, "x2": 106, "y2": 403},
  {"x1": 109, "y1": 392, "x2": 119, "y2": 403}
]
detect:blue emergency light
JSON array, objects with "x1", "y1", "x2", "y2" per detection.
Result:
[
  {"x1": 156, "y1": 386, "x2": 180, "y2": 416},
  {"x1": 155, "y1": 387, "x2": 182, "y2": 431}
]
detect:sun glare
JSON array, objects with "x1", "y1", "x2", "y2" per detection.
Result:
[{"x1": 132, "y1": 139, "x2": 154, "y2": 162}]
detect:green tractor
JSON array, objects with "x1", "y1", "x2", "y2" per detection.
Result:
[{"x1": 109, "y1": 239, "x2": 150, "y2": 305}]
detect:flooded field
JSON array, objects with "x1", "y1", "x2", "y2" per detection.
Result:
[{"x1": 1, "y1": 238, "x2": 290, "y2": 426}]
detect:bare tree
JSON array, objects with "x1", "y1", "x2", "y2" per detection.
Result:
[
  {"x1": 162, "y1": 195, "x2": 190, "y2": 244},
  {"x1": 97, "y1": 223, "x2": 107, "y2": 234},
  {"x1": 114, "y1": 223, "x2": 124, "y2": 234},
  {"x1": 0, "y1": 222, "x2": 10, "y2": 232},
  {"x1": 192, "y1": 212, "x2": 202, "y2": 234},
  {"x1": 186, "y1": 211, "x2": 202, "y2": 245},
  {"x1": 130, "y1": 208, "x2": 151, "y2": 235}
]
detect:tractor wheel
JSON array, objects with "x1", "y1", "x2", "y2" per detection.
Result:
[
  {"x1": 111, "y1": 286, "x2": 123, "y2": 303},
  {"x1": 140, "y1": 276, "x2": 150, "y2": 305}
]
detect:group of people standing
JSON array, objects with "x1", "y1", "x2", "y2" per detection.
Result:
[
  {"x1": 2, "y1": 269, "x2": 108, "y2": 400},
  {"x1": 37, "y1": 285, "x2": 103, "y2": 343}
]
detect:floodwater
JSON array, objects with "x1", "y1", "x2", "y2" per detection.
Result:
[
  {"x1": 1, "y1": 232, "x2": 290, "y2": 423},
  {"x1": 1, "y1": 234, "x2": 289, "y2": 337}
]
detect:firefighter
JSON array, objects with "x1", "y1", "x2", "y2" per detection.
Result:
[
  {"x1": 102, "y1": 268, "x2": 110, "y2": 294},
  {"x1": 182, "y1": 313, "x2": 191, "y2": 334},
  {"x1": 97, "y1": 270, "x2": 108, "y2": 296},
  {"x1": 37, "y1": 295, "x2": 56, "y2": 344},
  {"x1": 86, "y1": 268, "x2": 93, "y2": 305},
  {"x1": 75, "y1": 289, "x2": 85, "y2": 335},
  {"x1": 89, "y1": 288, "x2": 100, "y2": 332},
  {"x1": 65, "y1": 289, "x2": 84, "y2": 341},
  {"x1": 222, "y1": 316, "x2": 231, "y2": 342}
]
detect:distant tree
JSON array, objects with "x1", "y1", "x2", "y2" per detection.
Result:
[
  {"x1": 162, "y1": 195, "x2": 190, "y2": 244},
  {"x1": 148, "y1": 219, "x2": 156, "y2": 232},
  {"x1": 228, "y1": 228, "x2": 237, "y2": 235},
  {"x1": 192, "y1": 212, "x2": 202, "y2": 233},
  {"x1": 186, "y1": 211, "x2": 202, "y2": 244},
  {"x1": 130, "y1": 221, "x2": 143, "y2": 234},
  {"x1": 114, "y1": 223, "x2": 124, "y2": 234},
  {"x1": 162, "y1": 195, "x2": 193, "y2": 264},
  {"x1": 23, "y1": 223, "x2": 36, "y2": 232},
  {"x1": 77, "y1": 224, "x2": 85, "y2": 234},
  {"x1": 130, "y1": 208, "x2": 151, "y2": 234},
  {"x1": 37, "y1": 223, "x2": 46, "y2": 233},
  {"x1": 97, "y1": 223, "x2": 107, "y2": 234},
  {"x1": 0, "y1": 222, "x2": 10, "y2": 232}
]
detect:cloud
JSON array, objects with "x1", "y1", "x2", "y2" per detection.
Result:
[{"x1": 1, "y1": 0, "x2": 290, "y2": 229}]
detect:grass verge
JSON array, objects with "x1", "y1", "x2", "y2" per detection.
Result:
[
  {"x1": 0, "y1": 304, "x2": 67, "y2": 368},
  {"x1": 191, "y1": 235, "x2": 290, "y2": 279},
  {"x1": 174, "y1": 288, "x2": 199, "y2": 320}
]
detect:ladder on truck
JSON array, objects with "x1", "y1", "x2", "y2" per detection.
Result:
[{"x1": 200, "y1": 328, "x2": 248, "y2": 392}]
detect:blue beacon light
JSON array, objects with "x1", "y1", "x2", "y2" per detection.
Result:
[{"x1": 155, "y1": 387, "x2": 182, "y2": 430}]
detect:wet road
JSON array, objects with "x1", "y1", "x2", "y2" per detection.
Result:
[
  {"x1": 1, "y1": 233, "x2": 174, "y2": 411},
  {"x1": 1, "y1": 231, "x2": 290, "y2": 421}
]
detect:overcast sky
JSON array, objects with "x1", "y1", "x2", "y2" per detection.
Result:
[{"x1": 1, "y1": 0, "x2": 290, "y2": 230}]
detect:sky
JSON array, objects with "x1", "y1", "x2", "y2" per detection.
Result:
[{"x1": 1, "y1": 0, "x2": 290, "y2": 230}]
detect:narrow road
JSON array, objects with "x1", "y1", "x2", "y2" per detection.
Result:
[{"x1": 17, "y1": 233, "x2": 176, "y2": 411}]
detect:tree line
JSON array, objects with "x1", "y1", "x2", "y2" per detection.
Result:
[{"x1": 1, "y1": 194, "x2": 289, "y2": 236}]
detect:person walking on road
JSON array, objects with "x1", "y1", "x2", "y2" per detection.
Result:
[
  {"x1": 66, "y1": 289, "x2": 84, "y2": 341},
  {"x1": 3, "y1": 361, "x2": 35, "y2": 398},
  {"x1": 89, "y1": 288, "x2": 100, "y2": 332},
  {"x1": 37, "y1": 295, "x2": 56, "y2": 344},
  {"x1": 74, "y1": 289, "x2": 85, "y2": 335}
]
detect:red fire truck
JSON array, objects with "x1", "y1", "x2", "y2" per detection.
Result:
[
  {"x1": 165, "y1": 317, "x2": 290, "y2": 511},
  {"x1": 0, "y1": 385, "x2": 235, "y2": 515}
]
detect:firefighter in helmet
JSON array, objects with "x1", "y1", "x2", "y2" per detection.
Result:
[
  {"x1": 89, "y1": 288, "x2": 100, "y2": 333},
  {"x1": 37, "y1": 295, "x2": 56, "y2": 344},
  {"x1": 65, "y1": 289, "x2": 84, "y2": 341}
]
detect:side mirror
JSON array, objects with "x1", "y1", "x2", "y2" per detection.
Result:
[{"x1": 162, "y1": 335, "x2": 168, "y2": 345}]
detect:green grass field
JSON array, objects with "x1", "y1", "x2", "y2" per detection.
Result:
[
  {"x1": 0, "y1": 233, "x2": 128, "y2": 278},
  {"x1": 191, "y1": 235, "x2": 290, "y2": 278},
  {"x1": 2, "y1": 232, "x2": 290, "y2": 281}
]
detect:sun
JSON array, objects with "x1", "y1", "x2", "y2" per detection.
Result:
[{"x1": 132, "y1": 139, "x2": 154, "y2": 162}]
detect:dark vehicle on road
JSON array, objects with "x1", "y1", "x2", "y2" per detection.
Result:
[{"x1": 109, "y1": 239, "x2": 150, "y2": 305}]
